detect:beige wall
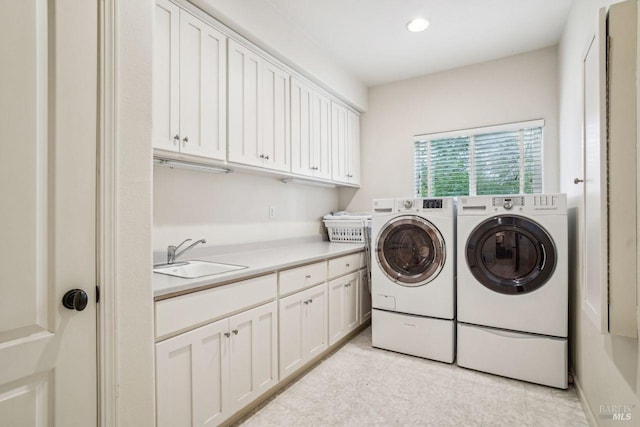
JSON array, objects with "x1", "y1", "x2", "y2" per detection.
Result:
[
  {"x1": 341, "y1": 46, "x2": 560, "y2": 212},
  {"x1": 153, "y1": 168, "x2": 339, "y2": 250},
  {"x1": 558, "y1": 0, "x2": 639, "y2": 425}
]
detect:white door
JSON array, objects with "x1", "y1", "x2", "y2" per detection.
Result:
[
  {"x1": 261, "y1": 60, "x2": 290, "y2": 171},
  {"x1": 312, "y1": 92, "x2": 332, "y2": 180},
  {"x1": 328, "y1": 278, "x2": 346, "y2": 345},
  {"x1": 581, "y1": 11, "x2": 608, "y2": 332},
  {"x1": 278, "y1": 293, "x2": 305, "y2": 379},
  {"x1": 0, "y1": 1, "x2": 97, "y2": 426},
  {"x1": 291, "y1": 78, "x2": 313, "y2": 176},
  {"x1": 228, "y1": 40, "x2": 262, "y2": 167},
  {"x1": 344, "y1": 275, "x2": 360, "y2": 332},
  {"x1": 304, "y1": 284, "x2": 329, "y2": 359},
  {"x1": 347, "y1": 109, "x2": 361, "y2": 185},
  {"x1": 153, "y1": 0, "x2": 180, "y2": 152},
  {"x1": 156, "y1": 318, "x2": 229, "y2": 427},
  {"x1": 359, "y1": 269, "x2": 372, "y2": 323},
  {"x1": 179, "y1": 10, "x2": 227, "y2": 160},
  {"x1": 228, "y1": 302, "x2": 277, "y2": 413},
  {"x1": 331, "y1": 102, "x2": 349, "y2": 183}
]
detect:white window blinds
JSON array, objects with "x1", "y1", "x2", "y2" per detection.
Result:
[{"x1": 414, "y1": 120, "x2": 543, "y2": 197}]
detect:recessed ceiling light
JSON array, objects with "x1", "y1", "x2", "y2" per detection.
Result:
[{"x1": 407, "y1": 17, "x2": 429, "y2": 32}]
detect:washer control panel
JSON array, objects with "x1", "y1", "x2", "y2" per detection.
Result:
[
  {"x1": 397, "y1": 198, "x2": 446, "y2": 211},
  {"x1": 422, "y1": 199, "x2": 443, "y2": 209}
]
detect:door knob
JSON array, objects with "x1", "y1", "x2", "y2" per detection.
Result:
[{"x1": 62, "y1": 289, "x2": 88, "y2": 311}]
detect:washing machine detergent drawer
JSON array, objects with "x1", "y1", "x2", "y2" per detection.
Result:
[
  {"x1": 457, "y1": 323, "x2": 567, "y2": 389},
  {"x1": 372, "y1": 309, "x2": 454, "y2": 363}
]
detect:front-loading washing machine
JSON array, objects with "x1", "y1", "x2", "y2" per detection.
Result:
[
  {"x1": 456, "y1": 194, "x2": 568, "y2": 388},
  {"x1": 371, "y1": 197, "x2": 455, "y2": 363}
]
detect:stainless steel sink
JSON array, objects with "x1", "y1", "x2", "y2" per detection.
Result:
[{"x1": 153, "y1": 260, "x2": 247, "y2": 279}]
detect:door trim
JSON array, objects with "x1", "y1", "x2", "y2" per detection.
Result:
[{"x1": 98, "y1": 0, "x2": 118, "y2": 424}]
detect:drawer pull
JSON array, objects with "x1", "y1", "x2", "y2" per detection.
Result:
[
  {"x1": 346, "y1": 263, "x2": 350, "y2": 267},
  {"x1": 305, "y1": 275, "x2": 312, "y2": 279}
]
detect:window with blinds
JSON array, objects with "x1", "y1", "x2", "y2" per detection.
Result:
[{"x1": 414, "y1": 120, "x2": 543, "y2": 197}]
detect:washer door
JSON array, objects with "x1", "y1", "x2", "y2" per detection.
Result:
[
  {"x1": 376, "y1": 216, "x2": 446, "y2": 286},
  {"x1": 466, "y1": 215, "x2": 556, "y2": 295}
]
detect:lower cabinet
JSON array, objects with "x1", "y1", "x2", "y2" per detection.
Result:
[
  {"x1": 279, "y1": 283, "x2": 328, "y2": 380},
  {"x1": 360, "y1": 268, "x2": 371, "y2": 324},
  {"x1": 328, "y1": 272, "x2": 360, "y2": 345},
  {"x1": 156, "y1": 301, "x2": 278, "y2": 427}
]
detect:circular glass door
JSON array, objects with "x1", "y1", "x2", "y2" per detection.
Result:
[
  {"x1": 376, "y1": 216, "x2": 446, "y2": 286},
  {"x1": 466, "y1": 215, "x2": 556, "y2": 294}
]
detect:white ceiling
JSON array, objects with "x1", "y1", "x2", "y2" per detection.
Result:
[{"x1": 263, "y1": 0, "x2": 572, "y2": 87}]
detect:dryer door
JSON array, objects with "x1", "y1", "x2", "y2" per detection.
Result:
[
  {"x1": 466, "y1": 215, "x2": 556, "y2": 295},
  {"x1": 376, "y1": 215, "x2": 446, "y2": 286}
]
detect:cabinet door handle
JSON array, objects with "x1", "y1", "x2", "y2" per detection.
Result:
[
  {"x1": 304, "y1": 300, "x2": 309, "y2": 305},
  {"x1": 264, "y1": 155, "x2": 270, "y2": 160},
  {"x1": 182, "y1": 136, "x2": 189, "y2": 143},
  {"x1": 173, "y1": 134, "x2": 180, "y2": 143},
  {"x1": 224, "y1": 332, "x2": 230, "y2": 338},
  {"x1": 259, "y1": 154, "x2": 264, "y2": 159},
  {"x1": 309, "y1": 298, "x2": 313, "y2": 304},
  {"x1": 232, "y1": 329, "x2": 239, "y2": 335}
]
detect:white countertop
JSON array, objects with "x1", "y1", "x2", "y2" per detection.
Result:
[{"x1": 153, "y1": 239, "x2": 364, "y2": 299}]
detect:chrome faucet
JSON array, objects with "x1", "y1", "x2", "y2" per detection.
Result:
[{"x1": 167, "y1": 238, "x2": 206, "y2": 264}]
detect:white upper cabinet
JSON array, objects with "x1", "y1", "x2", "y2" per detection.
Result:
[
  {"x1": 331, "y1": 102, "x2": 360, "y2": 185},
  {"x1": 153, "y1": 0, "x2": 180, "y2": 153},
  {"x1": 291, "y1": 78, "x2": 332, "y2": 180},
  {"x1": 153, "y1": 0, "x2": 227, "y2": 160},
  {"x1": 228, "y1": 40, "x2": 290, "y2": 172}
]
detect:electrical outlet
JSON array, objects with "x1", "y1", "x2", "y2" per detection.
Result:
[{"x1": 269, "y1": 205, "x2": 276, "y2": 219}]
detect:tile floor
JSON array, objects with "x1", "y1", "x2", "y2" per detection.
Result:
[{"x1": 237, "y1": 327, "x2": 589, "y2": 427}]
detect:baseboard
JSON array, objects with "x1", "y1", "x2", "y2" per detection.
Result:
[{"x1": 573, "y1": 373, "x2": 598, "y2": 427}]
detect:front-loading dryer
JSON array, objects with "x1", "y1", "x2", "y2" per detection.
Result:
[
  {"x1": 456, "y1": 194, "x2": 568, "y2": 388},
  {"x1": 371, "y1": 197, "x2": 455, "y2": 363}
]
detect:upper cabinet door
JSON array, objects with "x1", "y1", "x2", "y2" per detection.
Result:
[
  {"x1": 228, "y1": 39, "x2": 262, "y2": 167},
  {"x1": 291, "y1": 78, "x2": 313, "y2": 175},
  {"x1": 331, "y1": 102, "x2": 349, "y2": 183},
  {"x1": 331, "y1": 102, "x2": 360, "y2": 185},
  {"x1": 312, "y1": 92, "x2": 332, "y2": 180},
  {"x1": 179, "y1": 11, "x2": 227, "y2": 160},
  {"x1": 347, "y1": 109, "x2": 361, "y2": 185},
  {"x1": 262, "y1": 60, "x2": 290, "y2": 172},
  {"x1": 153, "y1": 0, "x2": 180, "y2": 152},
  {"x1": 291, "y1": 79, "x2": 332, "y2": 179}
]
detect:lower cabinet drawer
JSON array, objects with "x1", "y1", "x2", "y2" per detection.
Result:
[
  {"x1": 328, "y1": 252, "x2": 362, "y2": 279},
  {"x1": 457, "y1": 323, "x2": 568, "y2": 389},
  {"x1": 278, "y1": 261, "x2": 327, "y2": 296},
  {"x1": 155, "y1": 273, "x2": 277, "y2": 340}
]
